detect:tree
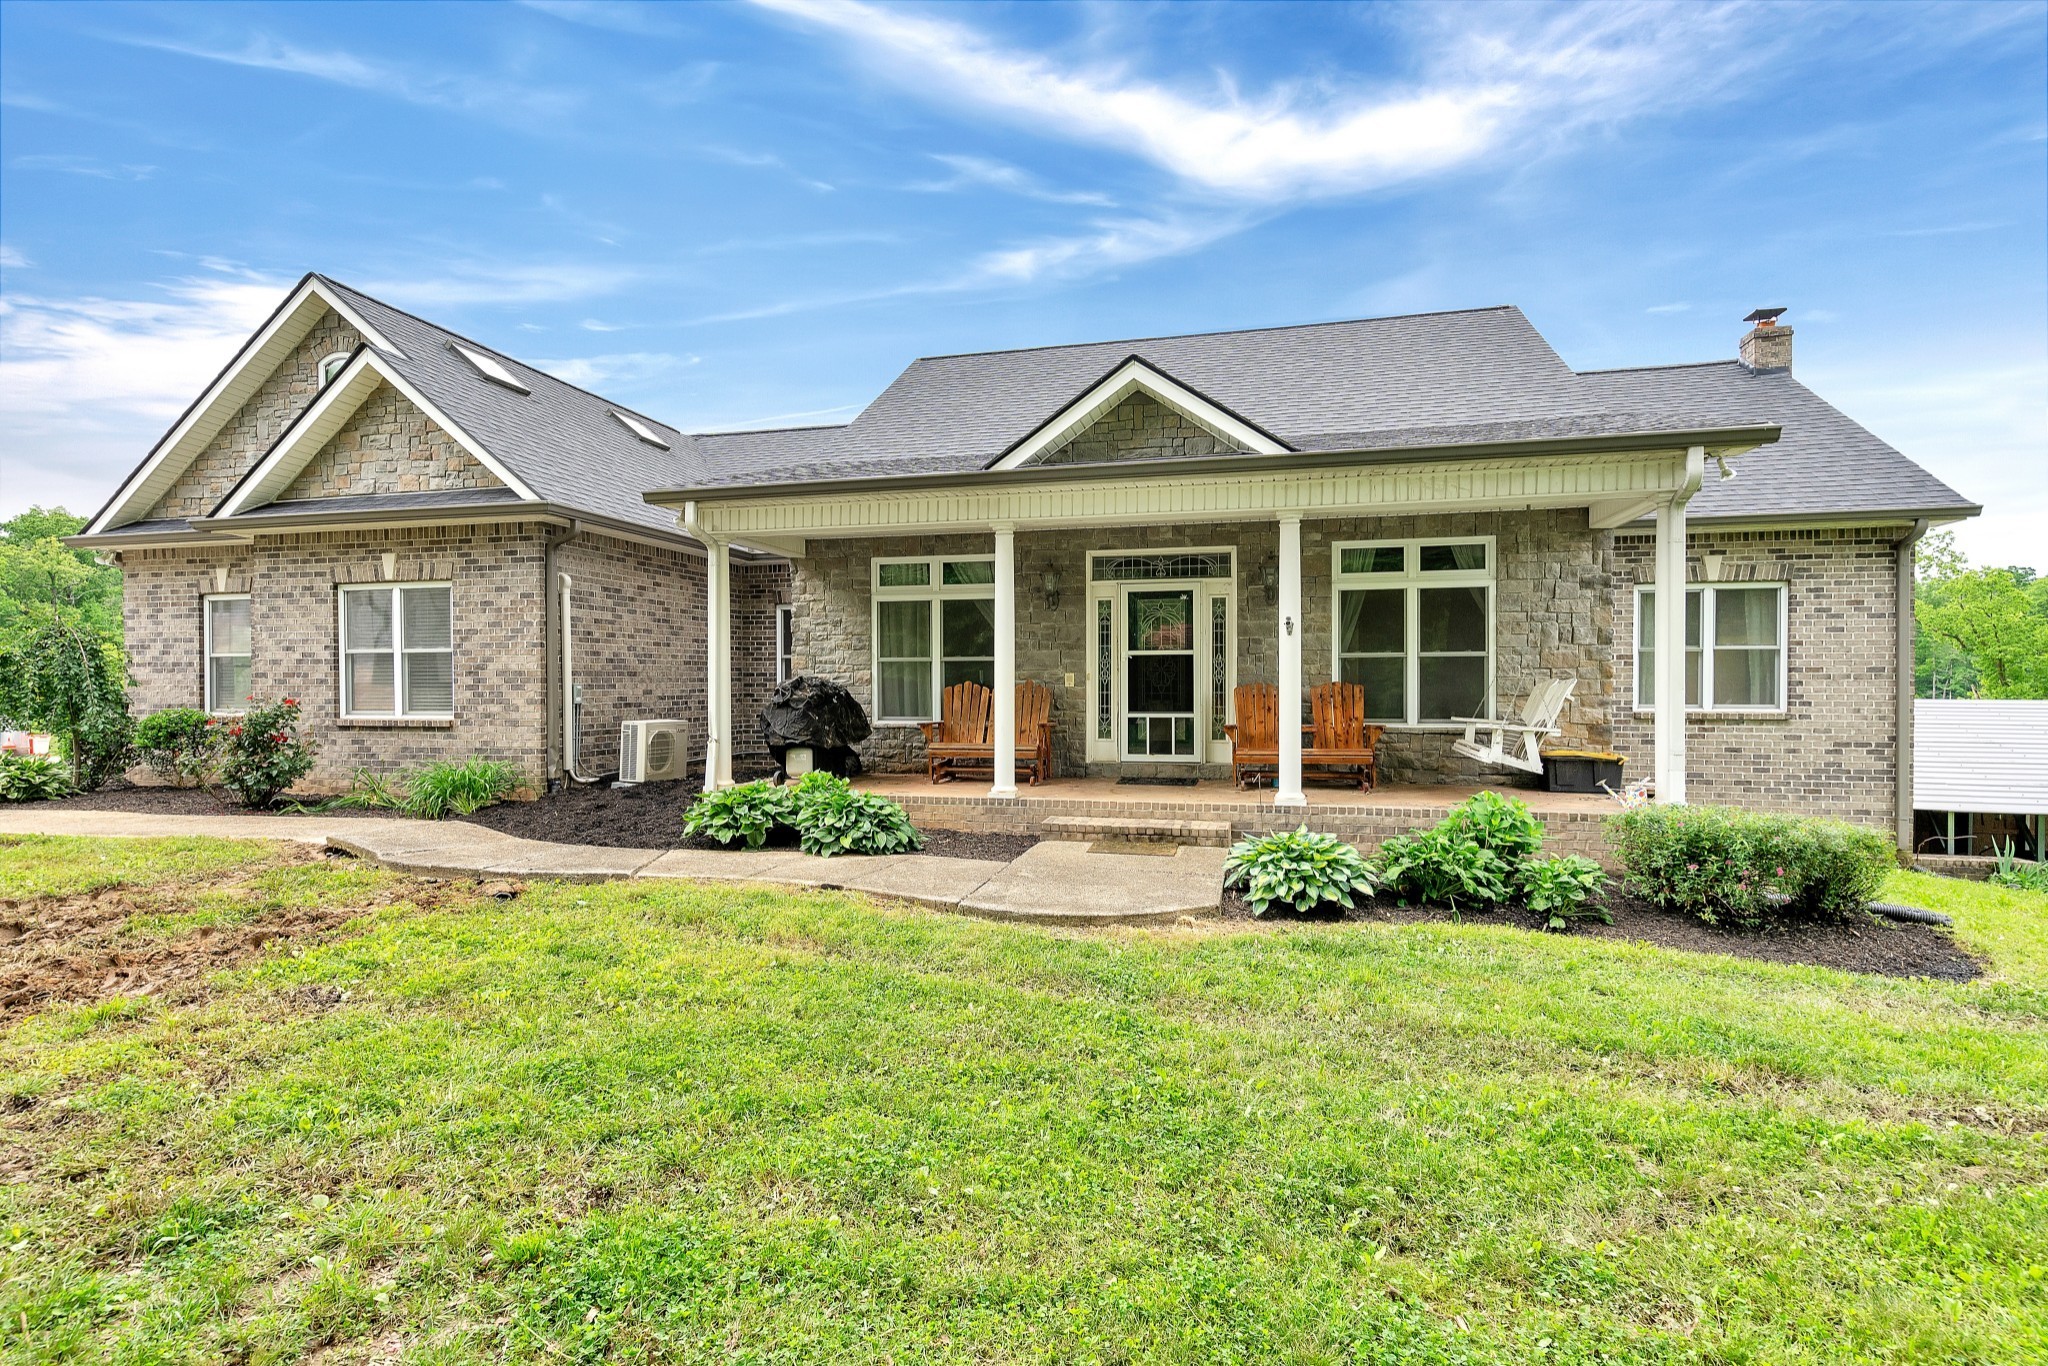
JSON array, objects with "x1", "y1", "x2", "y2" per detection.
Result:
[
  {"x1": 0, "y1": 507, "x2": 123, "y2": 640},
  {"x1": 1915, "y1": 532, "x2": 2048, "y2": 700},
  {"x1": 0, "y1": 607, "x2": 134, "y2": 790}
]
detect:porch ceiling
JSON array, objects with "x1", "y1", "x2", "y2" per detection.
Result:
[{"x1": 665, "y1": 436, "x2": 1768, "y2": 545}]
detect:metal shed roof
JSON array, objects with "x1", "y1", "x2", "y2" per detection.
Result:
[{"x1": 1913, "y1": 700, "x2": 2048, "y2": 815}]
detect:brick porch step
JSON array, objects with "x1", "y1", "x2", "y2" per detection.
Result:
[{"x1": 1039, "y1": 815, "x2": 1235, "y2": 847}]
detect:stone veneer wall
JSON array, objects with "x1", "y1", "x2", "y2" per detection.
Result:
[
  {"x1": 280, "y1": 380, "x2": 500, "y2": 500},
  {"x1": 1036, "y1": 390, "x2": 1246, "y2": 466},
  {"x1": 148, "y1": 311, "x2": 364, "y2": 520},
  {"x1": 1611, "y1": 525, "x2": 1905, "y2": 827},
  {"x1": 790, "y1": 509, "x2": 1614, "y2": 783}
]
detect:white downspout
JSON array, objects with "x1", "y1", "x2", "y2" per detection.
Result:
[{"x1": 558, "y1": 570, "x2": 601, "y2": 784}]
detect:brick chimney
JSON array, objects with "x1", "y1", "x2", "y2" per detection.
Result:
[{"x1": 1739, "y1": 307, "x2": 1792, "y2": 372}]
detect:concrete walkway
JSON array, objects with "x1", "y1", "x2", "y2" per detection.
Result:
[{"x1": 0, "y1": 809, "x2": 1225, "y2": 923}]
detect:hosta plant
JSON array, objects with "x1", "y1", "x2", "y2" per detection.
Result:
[
  {"x1": 1374, "y1": 825, "x2": 1511, "y2": 913},
  {"x1": 0, "y1": 750, "x2": 70, "y2": 802},
  {"x1": 1224, "y1": 826, "x2": 1377, "y2": 917},
  {"x1": 1519, "y1": 854, "x2": 1612, "y2": 931},
  {"x1": 683, "y1": 780, "x2": 796, "y2": 849},
  {"x1": 793, "y1": 786, "x2": 923, "y2": 857},
  {"x1": 1441, "y1": 790, "x2": 1546, "y2": 877}
]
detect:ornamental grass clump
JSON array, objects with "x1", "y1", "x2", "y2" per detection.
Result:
[
  {"x1": 402, "y1": 757, "x2": 523, "y2": 819},
  {"x1": 1224, "y1": 826, "x2": 1377, "y2": 917},
  {"x1": 217, "y1": 698, "x2": 315, "y2": 809},
  {"x1": 1607, "y1": 803, "x2": 1894, "y2": 929}
]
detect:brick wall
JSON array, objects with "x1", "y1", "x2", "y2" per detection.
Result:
[
  {"x1": 1611, "y1": 525, "x2": 1904, "y2": 826},
  {"x1": 280, "y1": 380, "x2": 500, "y2": 500},
  {"x1": 558, "y1": 531, "x2": 703, "y2": 775},
  {"x1": 790, "y1": 510, "x2": 1612, "y2": 783},
  {"x1": 1037, "y1": 390, "x2": 1246, "y2": 466},
  {"x1": 119, "y1": 546, "x2": 257, "y2": 713},
  {"x1": 148, "y1": 311, "x2": 364, "y2": 520}
]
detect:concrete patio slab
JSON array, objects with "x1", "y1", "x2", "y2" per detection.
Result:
[
  {"x1": 957, "y1": 840, "x2": 1226, "y2": 924},
  {"x1": 799, "y1": 854, "x2": 1008, "y2": 910}
]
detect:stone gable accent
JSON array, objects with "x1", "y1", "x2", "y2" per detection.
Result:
[
  {"x1": 147, "y1": 309, "x2": 365, "y2": 521},
  {"x1": 279, "y1": 380, "x2": 500, "y2": 501},
  {"x1": 1611, "y1": 525, "x2": 1904, "y2": 827},
  {"x1": 1035, "y1": 389, "x2": 1247, "y2": 466}
]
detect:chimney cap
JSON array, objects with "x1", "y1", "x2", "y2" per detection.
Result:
[{"x1": 1743, "y1": 307, "x2": 1788, "y2": 325}]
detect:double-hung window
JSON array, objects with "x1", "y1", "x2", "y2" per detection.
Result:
[
  {"x1": 871, "y1": 557, "x2": 996, "y2": 722},
  {"x1": 1332, "y1": 538, "x2": 1494, "y2": 724},
  {"x1": 1635, "y1": 583, "x2": 1785, "y2": 712},
  {"x1": 775, "y1": 605, "x2": 795, "y2": 683},
  {"x1": 203, "y1": 594, "x2": 251, "y2": 713},
  {"x1": 339, "y1": 583, "x2": 454, "y2": 718}
]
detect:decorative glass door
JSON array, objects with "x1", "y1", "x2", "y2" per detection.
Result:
[{"x1": 1123, "y1": 587, "x2": 1197, "y2": 759}]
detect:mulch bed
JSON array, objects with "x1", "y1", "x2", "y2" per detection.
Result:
[
  {"x1": 1219, "y1": 885, "x2": 1983, "y2": 982},
  {"x1": 455, "y1": 780, "x2": 1039, "y2": 861},
  {"x1": 45, "y1": 781, "x2": 409, "y2": 818}
]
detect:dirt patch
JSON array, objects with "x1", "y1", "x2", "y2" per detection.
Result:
[
  {"x1": 456, "y1": 780, "x2": 1039, "y2": 861},
  {"x1": 0, "y1": 852, "x2": 474, "y2": 1023},
  {"x1": 1218, "y1": 885, "x2": 1983, "y2": 982},
  {"x1": 49, "y1": 781, "x2": 408, "y2": 819}
]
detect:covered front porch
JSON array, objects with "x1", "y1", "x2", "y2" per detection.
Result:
[{"x1": 662, "y1": 419, "x2": 1770, "y2": 814}]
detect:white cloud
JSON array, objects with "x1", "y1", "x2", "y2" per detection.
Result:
[
  {"x1": 1645, "y1": 302, "x2": 1691, "y2": 315},
  {"x1": 0, "y1": 271, "x2": 289, "y2": 515},
  {"x1": 518, "y1": 0, "x2": 686, "y2": 37},
  {"x1": 0, "y1": 245, "x2": 30, "y2": 269},
  {"x1": 910, "y1": 154, "x2": 1115, "y2": 206},
  {"x1": 534, "y1": 352, "x2": 701, "y2": 388},
  {"x1": 11, "y1": 154, "x2": 156, "y2": 181},
  {"x1": 960, "y1": 211, "x2": 1248, "y2": 287},
  {"x1": 357, "y1": 262, "x2": 640, "y2": 306},
  {"x1": 751, "y1": 0, "x2": 1771, "y2": 202}
]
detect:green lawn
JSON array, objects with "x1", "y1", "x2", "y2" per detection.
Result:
[{"x1": 2, "y1": 836, "x2": 2043, "y2": 1365}]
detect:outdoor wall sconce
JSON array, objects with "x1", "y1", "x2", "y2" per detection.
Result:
[
  {"x1": 1041, "y1": 568, "x2": 1062, "y2": 611},
  {"x1": 1260, "y1": 557, "x2": 1279, "y2": 604}
]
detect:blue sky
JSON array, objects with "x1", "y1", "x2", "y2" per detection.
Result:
[{"x1": 2, "y1": 0, "x2": 2042, "y2": 563}]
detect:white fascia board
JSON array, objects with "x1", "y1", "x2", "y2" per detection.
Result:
[
  {"x1": 215, "y1": 351, "x2": 536, "y2": 517},
  {"x1": 989, "y1": 358, "x2": 1289, "y2": 470},
  {"x1": 86, "y1": 277, "x2": 406, "y2": 535}
]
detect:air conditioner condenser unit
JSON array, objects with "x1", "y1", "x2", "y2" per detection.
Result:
[{"x1": 618, "y1": 718, "x2": 690, "y2": 786}]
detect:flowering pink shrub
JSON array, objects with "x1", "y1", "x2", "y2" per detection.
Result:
[
  {"x1": 217, "y1": 697, "x2": 315, "y2": 808},
  {"x1": 1607, "y1": 804, "x2": 1895, "y2": 929}
]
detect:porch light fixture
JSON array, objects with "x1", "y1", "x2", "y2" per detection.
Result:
[
  {"x1": 1259, "y1": 557, "x2": 1279, "y2": 604},
  {"x1": 1040, "y1": 568, "x2": 1061, "y2": 610}
]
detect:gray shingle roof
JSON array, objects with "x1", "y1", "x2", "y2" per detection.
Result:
[
  {"x1": 1577, "y1": 362, "x2": 1977, "y2": 520},
  {"x1": 239, "y1": 488, "x2": 530, "y2": 519}
]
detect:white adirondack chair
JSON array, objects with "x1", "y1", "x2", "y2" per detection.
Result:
[{"x1": 1450, "y1": 677, "x2": 1577, "y2": 775}]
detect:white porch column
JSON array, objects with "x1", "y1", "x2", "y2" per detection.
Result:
[
  {"x1": 1276, "y1": 513, "x2": 1306, "y2": 809},
  {"x1": 1652, "y1": 448, "x2": 1703, "y2": 804},
  {"x1": 703, "y1": 536, "x2": 734, "y2": 789},
  {"x1": 991, "y1": 524, "x2": 1018, "y2": 798}
]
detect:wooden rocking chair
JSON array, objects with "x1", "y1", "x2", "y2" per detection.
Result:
[
  {"x1": 1223, "y1": 682, "x2": 1280, "y2": 789},
  {"x1": 1450, "y1": 677, "x2": 1577, "y2": 775},
  {"x1": 919, "y1": 680, "x2": 1056, "y2": 785},
  {"x1": 1304, "y1": 682, "x2": 1384, "y2": 791}
]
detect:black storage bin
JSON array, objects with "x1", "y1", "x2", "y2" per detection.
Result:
[{"x1": 1541, "y1": 750, "x2": 1625, "y2": 794}]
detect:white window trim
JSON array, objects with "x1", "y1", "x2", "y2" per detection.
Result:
[
  {"x1": 317, "y1": 351, "x2": 352, "y2": 388},
  {"x1": 1330, "y1": 536, "x2": 1496, "y2": 729},
  {"x1": 202, "y1": 593, "x2": 250, "y2": 715},
  {"x1": 775, "y1": 604, "x2": 794, "y2": 684},
  {"x1": 870, "y1": 555, "x2": 996, "y2": 724},
  {"x1": 337, "y1": 581, "x2": 455, "y2": 720},
  {"x1": 1633, "y1": 582, "x2": 1788, "y2": 715}
]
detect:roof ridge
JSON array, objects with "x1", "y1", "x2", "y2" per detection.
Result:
[
  {"x1": 1577, "y1": 359, "x2": 1742, "y2": 376},
  {"x1": 910, "y1": 305, "x2": 1521, "y2": 363},
  {"x1": 695, "y1": 422, "x2": 850, "y2": 436},
  {"x1": 311, "y1": 273, "x2": 685, "y2": 436}
]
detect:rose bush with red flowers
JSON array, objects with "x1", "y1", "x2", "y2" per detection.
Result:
[{"x1": 218, "y1": 697, "x2": 316, "y2": 808}]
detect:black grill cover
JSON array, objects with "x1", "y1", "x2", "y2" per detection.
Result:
[{"x1": 759, "y1": 675, "x2": 870, "y2": 778}]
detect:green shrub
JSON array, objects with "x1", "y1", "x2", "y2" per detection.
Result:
[
  {"x1": 0, "y1": 610, "x2": 132, "y2": 791},
  {"x1": 1607, "y1": 804, "x2": 1895, "y2": 929},
  {"x1": 217, "y1": 698, "x2": 316, "y2": 809},
  {"x1": 403, "y1": 757, "x2": 522, "y2": 819},
  {"x1": 1519, "y1": 854, "x2": 1612, "y2": 931},
  {"x1": 683, "y1": 780, "x2": 796, "y2": 849},
  {"x1": 1441, "y1": 790, "x2": 1546, "y2": 874},
  {"x1": 133, "y1": 707, "x2": 220, "y2": 788},
  {"x1": 1224, "y1": 826, "x2": 1377, "y2": 917},
  {"x1": 1989, "y1": 841, "x2": 2048, "y2": 894},
  {"x1": 0, "y1": 750, "x2": 70, "y2": 802},
  {"x1": 1374, "y1": 825, "x2": 1511, "y2": 912},
  {"x1": 793, "y1": 785, "x2": 923, "y2": 857}
]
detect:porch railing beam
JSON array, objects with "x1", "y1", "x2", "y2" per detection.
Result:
[
  {"x1": 991, "y1": 524, "x2": 1018, "y2": 799},
  {"x1": 1276, "y1": 513, "x2": 1306, "y2": 809}
]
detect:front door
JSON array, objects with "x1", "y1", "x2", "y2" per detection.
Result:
[{"x1": 1122, "y1": 585, "x2": 1198, "y2": 760}]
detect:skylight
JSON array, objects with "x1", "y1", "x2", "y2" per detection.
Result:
[
  {"x1": 611, "y1": 410, "x2": 671, "y2": 449},
  {"x1": 449, "y1": 342, "x2": 530, "y2": 394}
]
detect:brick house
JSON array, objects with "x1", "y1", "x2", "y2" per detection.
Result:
[{"x1": 75, "y1": 278, "x2": 1976, "y2": 847}]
